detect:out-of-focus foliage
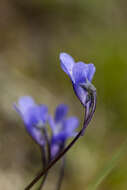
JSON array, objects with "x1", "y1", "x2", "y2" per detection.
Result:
[{"x1": 0, "y1": 0, "x2": 127, "y2": 189}]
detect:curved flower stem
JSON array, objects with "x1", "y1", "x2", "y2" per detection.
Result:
[
  {"x1": 81, "y1": 91, "x2": 96, "y2": 135},
  {"x1": 25, "y1": 91, "x2": 96, "y2": 190},
  {"x1": 56, "y1": 156, "x2": 65, "y2": 190}
]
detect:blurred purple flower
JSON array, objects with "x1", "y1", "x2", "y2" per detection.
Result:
[
  {"x1": 49, "y1": 104, "x2": 79, "y2": 158},
  {"x1": 14, "y1": 96, "x2": 48, "y2": 146},
  {"x1": 60, "y1": 52, "x2": 96, "y2": 106},
  {"x1": 14, "y1": 97, "x2": 79, "y2": 159}
]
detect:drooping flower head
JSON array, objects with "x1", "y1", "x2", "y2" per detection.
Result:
[
  {"x1": 14, "y1": 96, "x2": 48, "y2": 146},
  {"x1": 49, "y1": 104, "x2": 79, "y2": 158},
  {"x1": 60, "y1": 53, "x2": 96, "y2": 106}
]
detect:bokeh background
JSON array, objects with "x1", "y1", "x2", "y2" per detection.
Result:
[{"x1": 0, "y1": 0, "x2": 127, "y2": 189}]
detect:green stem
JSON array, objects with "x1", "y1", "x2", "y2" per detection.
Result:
[{"x1": 87, "y1": 139, "x2": 127, "y2": 190}]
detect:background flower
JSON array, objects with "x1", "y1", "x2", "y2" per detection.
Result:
[
  {"x1": 14, "y1": 96, "x2": 48, "y2": 146},
  {"x1": 49, "y1": 104, "x2": 79, "y2": 158}
]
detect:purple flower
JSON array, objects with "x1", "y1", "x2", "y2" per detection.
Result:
[
  {"x1": 14, "y1": 96, "x2": 48, "y2": 146},
  {"x1": 60, "y1": 53, "x2": 96, "y2": 106},
  {"x1": 14, "y1": 97, "x2": 79, "y2": 159},
  {"x1": 49, "y1": 104, "x2": 79, "y2": 158}
]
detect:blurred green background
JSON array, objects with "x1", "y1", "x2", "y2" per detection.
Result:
[{"x1": 0, "y1": 0, "x2": 127, "y2": 189}]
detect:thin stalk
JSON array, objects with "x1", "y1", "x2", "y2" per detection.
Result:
[
  {"x1": 41, "y1": 146, "x2": 46, "y2": 168},
  {"x1": 38, "y1": 149, "x2": 47, "y2": 190},
  {"x1": 38, "y1": 173, "x2": 48, "y2": 190},
  {"x1": 25, "y1": 92, "x2": 96, "y2": 190},
  {"x1": 42, "y1": 127, "x2": 51, "y2": 162},
  {"x1": 55, "y1": 157, "x2": 65, "y2": 190},
  {"x1": 38, "y1": 128, "x2": 51, "y2": 190}
]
